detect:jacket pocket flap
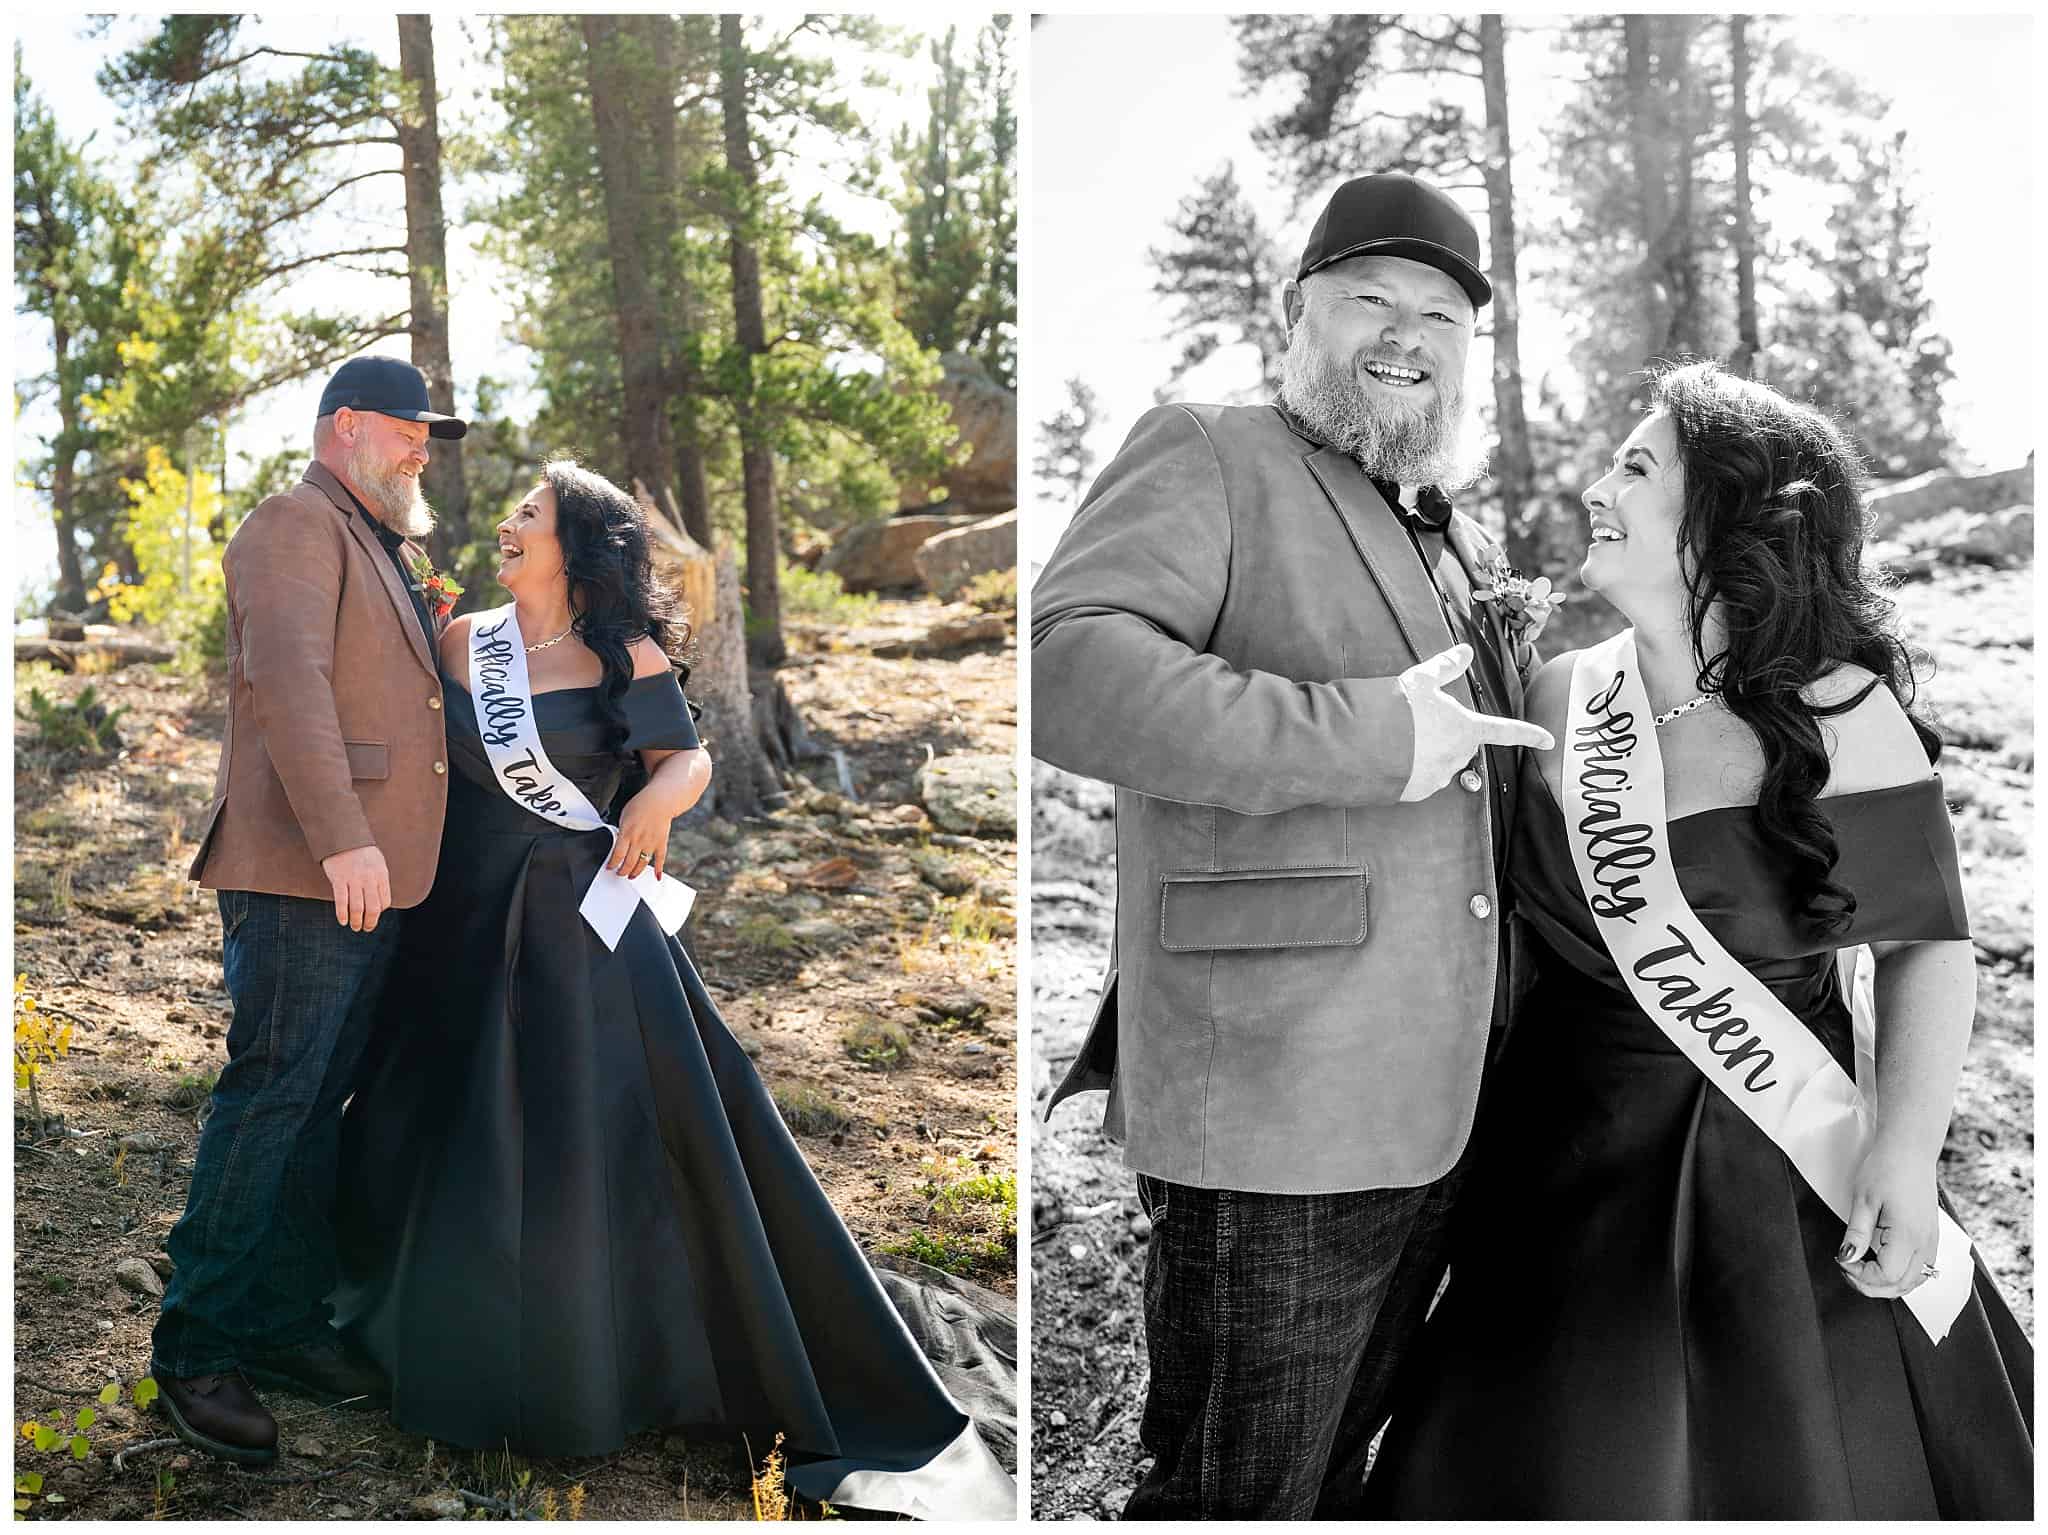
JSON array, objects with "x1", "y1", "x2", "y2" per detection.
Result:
[
  {"x1": 1159, "y1": 865, "x2": 1368, "y2": 952},
  {"x1": 343, "y1": 739, "x2": 390, "y2": 781}
]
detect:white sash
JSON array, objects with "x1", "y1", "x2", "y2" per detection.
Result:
[
  {"x1": 469, "y1": 604, "x2": 696, "y2": 951},
  {"x1": 1563, "y1": 629, "x2": 1969, "y2": 1343}
]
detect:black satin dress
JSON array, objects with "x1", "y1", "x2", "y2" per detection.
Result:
[
  {"x1": 1366, "y1": 760, "x2": 2033, "y2": 1518},
  {"x1": 332, "y1": 671, "x2": 1014, "y2": 1519}
]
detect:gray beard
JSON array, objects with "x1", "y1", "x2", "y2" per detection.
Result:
[
  {"x1": 1278, "y1": 330, "x2": 1485, "y2": 491},
  {"x1": 345, "y1": 440, "x2": 435, "y2": 539}
]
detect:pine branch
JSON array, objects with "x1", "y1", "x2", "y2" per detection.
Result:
[{"x1": 254, "y1": 244, "x2": 407, "y2": 284}]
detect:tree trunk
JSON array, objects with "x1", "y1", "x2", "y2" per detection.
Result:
[
  {"x1": 581, "y1": 14, "x2": 678, "y2": 514},
  {"x1": 647, "y1": 512, "x2": 777, "y2": 820},
  {"x1": 718, "y1": 14, "x2": 785, "y2": 669},
  {"x1": 1622, "y1": 16, "x2": 1671, "y2": 369},
  {"x1": 47, "y1": 319, "x2": 90, "y2": 614},
  {"x1": 621, "y1": 14, "x2": 714, "y2": 549},
  {"x1": 1656, "y1": 15, "x2": 1702, "y2": 358},
  {"x1": 1729, "y1": 15, "x2": 1761, "y2": 377},
  {"x1": 1477, "y1": 17, "x2": 1538, "y2": 576},
  {"x1": 395, "y1": 15, "x2": 468, "y2": 568}
]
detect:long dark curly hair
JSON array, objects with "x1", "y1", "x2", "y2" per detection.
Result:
[
  {"x1": 1650, "y1": 359, "x2": 1937, "y2": 937},
  {"x1": 540, "y1": 458, "x2": 692, "y2": 759}
]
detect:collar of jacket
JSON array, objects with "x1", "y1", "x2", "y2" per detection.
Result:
[{"x1": 1270, "y1": 402, "x2": 1454, "y2": 530}]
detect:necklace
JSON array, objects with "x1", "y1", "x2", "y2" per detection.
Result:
[
  {"x1": 526, "y1": 623, "x2": 575, "y2": 653},
  {"x1": 1654, "y1": 692, "x2": 1719, "y2": 727}
]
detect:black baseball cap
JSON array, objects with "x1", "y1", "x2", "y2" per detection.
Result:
[
  {"x1": 1297, "y1": 172, "x2": 1491, "y2": 311},
  {"x1": 317, "y1": 356, "x2": 468, "y2": 439}
]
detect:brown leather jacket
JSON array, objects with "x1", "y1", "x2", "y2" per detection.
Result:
[{"x1": 188, "y1": 463, "x2": 449, "y2": 906}]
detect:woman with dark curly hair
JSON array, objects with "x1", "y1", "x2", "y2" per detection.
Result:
[
  {"x1": 1366, "y1": 362, "x2": 2031, "y2": 1516},
  {"x1": 330, "y1": 461, "x2": 1014, "y2": 1518}
]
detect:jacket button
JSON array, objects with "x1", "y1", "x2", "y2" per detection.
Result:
[
  {"x1": 433, "y1": 761, "x2": 447, "y2": 775},
  {"x1": 1458, "y1": 768, "x2": 1483, "y2": 792},
  {"x1": 1469, "y1": 894, "x2": 1492, "y2": 919},
  {"x1": 428, "y1": 696, "x2": 442, "y2": 710}
]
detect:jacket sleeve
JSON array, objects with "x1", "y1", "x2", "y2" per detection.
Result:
[
  {"x1": 227, "y1": 497, "x2": 375, "y2": 863},
  {"x1": 1030, "y1": 404, "x2": 1414, "y2": 814}
]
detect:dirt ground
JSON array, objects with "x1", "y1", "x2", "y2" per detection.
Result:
[
  {"x1": 11, "y1": 596, "x2": 1016, "y2": 1521},
  {"x1": 1026, "y1": 562, "x2": 2035, "y2": 1521}
]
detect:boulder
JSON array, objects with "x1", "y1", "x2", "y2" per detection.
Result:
[
  {"x1": 1866, "y1": 457, "x2": 2033, "y2": 538},
  {"x1": 913, "y1": 510, "x2": 1018, "y2": 600},
  {"x1": 917, "y1": 753, "x2": 1017, "y2": 838},
  {"x1": 906, "y1": 353, "x2": 1018, "y2": 517},
  {"x1": 820, "y1": 514, "x2": 980, "y2": 594}
]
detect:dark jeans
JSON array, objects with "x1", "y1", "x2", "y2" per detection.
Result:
[
  {"x1": 1123, "y1": 1163, "x2": 1465, "y2": 1520},
  {"x1": 152, "y1": 890, "x2": 403, "y2": 1377}
]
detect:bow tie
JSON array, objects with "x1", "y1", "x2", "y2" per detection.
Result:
[{"x1": 1369, "y1": 478, "x2": 1454, "y2": 535}]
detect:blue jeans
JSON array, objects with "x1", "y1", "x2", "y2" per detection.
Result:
[
  {"x1": 1123, "y1": 1164, "x2": 1466, "y2": 1520},
  {"x1": 151, "y1": 890, "x2": 402, "y2": 1377}
]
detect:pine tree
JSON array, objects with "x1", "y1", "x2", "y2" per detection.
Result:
[
  {"x1": 1146, "y1": 163, "x2": 1289, "y2": 400},
  {"x1": 1032, "y1": 379, "x2": 1101, "y2": 510}
]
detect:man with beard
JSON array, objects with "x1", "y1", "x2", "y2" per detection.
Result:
[
  {"x1": 150, "y1": 357, "x2": 467, "y2": 1464},
  {"x1": 1033, "y1": 172, "x2": 1550, "y2": 1518}
]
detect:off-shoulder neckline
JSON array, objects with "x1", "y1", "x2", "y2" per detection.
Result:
[
  {"x1": 1530, "y1": 762, "x2": 1943, "y2": 831},
  {"x1": 439, "y1": 669, "x2": 677, "y2": 703}
]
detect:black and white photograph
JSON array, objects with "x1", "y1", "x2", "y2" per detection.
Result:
[
  {"x1": 12, "y1": 13, "x2": 1018, "y2": 1521},
  {"x1": 1026, "y1": 12, "x2": 2033, "y2": 1520}
]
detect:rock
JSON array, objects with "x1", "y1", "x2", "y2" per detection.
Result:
[
  {"x1": 411, "y1": 1491, "x2": 467, "y2": 1520},
  {"x1": 787, "y1": 918, "x2": 853, "y2": 950},
  {"x1": 1130, "y1": 1212, "x2": 1153, "y2": 1243},
  {"x1": 920, "y1": 612, "x2": 1010, "y2": 652},
  {"x1": 291, "y1": 1435, "x2": 328, "y2": 1459},
  {"x1": 914, "y1": 510, "x2": 1019, "y2": 601},
  {"x1": 883, "y1": 803, "x2": 929, "y2": 826},
  {"x1": 118, "y1": 1132, "x2": 173, "y2": 1154},
  {"x1": 114, "y1": 1257, "x2": 164, "y2": 1299},
  {"x1": 912, "y1": 353, "x2": 1019, "y2": 517},
  {"x1": 1049, "y1": 1409, "x2": 1069, "y2": 1429},
  {"x1": 910, "y1": 849, "x2": 976, "y2": 897},
  {"x1": 819, "y1": 514, "x2": 980, "y2": 595},
  {"x1": 1865, "y1": 456, "x2": 2032, "y2": 538},
  {"x1": 917, "y1": 753, "x2": 1018, "y2": 837},
  {"x1": 1103, "y1": 1487, "x2": 1134, "y2": 1518},
  {"x1": 1949, "y1": 506, "x2": 2033, "y2": 566},
  {"x1": 147, "y1": 1252, "x2": 174, "y2": 1280},
  {"x1": 872, "y1": 610, "x2": 1010, "y2": 658}
]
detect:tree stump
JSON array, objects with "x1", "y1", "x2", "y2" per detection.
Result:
[{"x1": 642, "y1": 497, "x2": 779, "y2": 820}]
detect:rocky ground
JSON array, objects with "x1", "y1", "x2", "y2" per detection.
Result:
[
  {"x1": 11, "y1": 595, "x2": 1017, "y2": 1521},
  {"x1": 1026, "y1": 560, "x2": 2035, "y2": 1520}
]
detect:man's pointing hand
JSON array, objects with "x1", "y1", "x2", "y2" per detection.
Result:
[{"x1": 1398, "y1": 643, "x2": 1555, "y2": 803}]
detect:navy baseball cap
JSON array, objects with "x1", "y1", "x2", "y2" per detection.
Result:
[
  {"x1": 317, "y1": 356, "x2": 468, "y2": 439},
  {"x1": 1297, "y1": 172, "x2": 1491, "y2": 311}
]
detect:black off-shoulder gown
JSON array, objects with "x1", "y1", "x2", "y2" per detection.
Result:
[
  {"x1": 1366, "y1": 761, "x2": 2032, "y2": 1518},
  {"x1": 332, "y1": 672, "x2": 1014, "y2": 1519}
]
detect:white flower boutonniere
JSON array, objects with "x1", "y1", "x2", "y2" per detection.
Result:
[{"x1": 1472, "y1": 551, "x2": 1562, "y2": 653}]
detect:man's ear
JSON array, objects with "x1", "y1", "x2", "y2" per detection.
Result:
[{"x1": 1281, "y1": 278, "x2": 1305, "y2": 333}]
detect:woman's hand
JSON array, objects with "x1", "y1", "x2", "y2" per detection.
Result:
[
  {"x1": 606, "y1": 747, "x2": 713, "y2": 879},
  {"x1": 608, "y1": 789, "x2": 676, "y2": 879},
  {"x1": 1836, "y1": 1137, "x2": 1940, "y2": 1300}
]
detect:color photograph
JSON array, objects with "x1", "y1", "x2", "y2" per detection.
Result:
[{"x1": 13, "y1": 13, "x2": 1016, "y2": 1521}]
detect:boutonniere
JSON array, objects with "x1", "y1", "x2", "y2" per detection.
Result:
[
  {"x1": 406, "y1": 550, "x2": 464, "y2": 622},
  {"x1": 1471, "y1": 550, "x2": 1562, "y2": 650}
]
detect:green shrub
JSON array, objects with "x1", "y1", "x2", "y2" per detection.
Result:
[
  {"x1": 18, "y1": 685, "x2": 125, "y2": 757},
  {"x1": 777, "y1": 562, "x2": 880, "y2": 624},
  {"x1": 839, "y1": 1017, "x2": 913, "y2": 1070}
]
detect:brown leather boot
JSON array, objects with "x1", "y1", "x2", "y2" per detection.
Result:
[{"x1": 152, "y1": 1369, "x2": 279, "y2": 1466}]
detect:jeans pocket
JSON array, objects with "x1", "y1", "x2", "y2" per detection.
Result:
[
  {"x1": 1136, "y1": 1172, "x2": 1172, "y2": 1229},
  {"x1": 218, "y1": 889, "x2": 250, "y2": 943}
]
